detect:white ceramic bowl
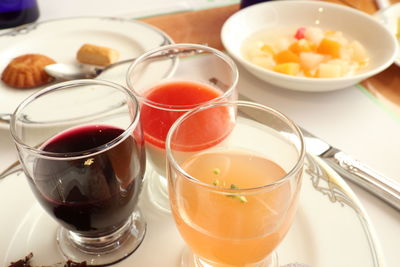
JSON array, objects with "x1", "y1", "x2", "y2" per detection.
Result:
[
  {"x1": 221, "y1": 0, "x2": 398, "y2": 92},
  {"x1": 374, "y1": 2, "x2": 400, "y2": 67}
]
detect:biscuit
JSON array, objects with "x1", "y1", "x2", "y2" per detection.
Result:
[
  {"x1": 1, "y1": 54, "x2": 56, "y2": 89},
  {"x1": 76, "y1": 43, "x2": 120, "y2": 66}
]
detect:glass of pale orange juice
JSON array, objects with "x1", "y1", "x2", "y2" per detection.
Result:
[{"x1": 166, "y1": 101, "x2": 305, "y2": 267}]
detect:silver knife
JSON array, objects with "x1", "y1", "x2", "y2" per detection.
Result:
[{"x1": 238, "y1": 94, "x2": 400, "y2": 210}]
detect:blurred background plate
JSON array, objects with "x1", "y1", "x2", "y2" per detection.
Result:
[{"x1": 374, "y1": 2, "x2": 400, "y2": 67}]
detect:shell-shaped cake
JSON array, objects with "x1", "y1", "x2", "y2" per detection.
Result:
[{"x1": 1, "y1": 54, "x2": 56, "y2": 89}]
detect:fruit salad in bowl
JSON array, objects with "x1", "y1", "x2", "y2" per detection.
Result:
[
  {"x1": 221, "y1": 1, "x2": 398, "y2": 92},
  {"x1": 243, "y1": 26, "x2": 369, "y2": 78}
]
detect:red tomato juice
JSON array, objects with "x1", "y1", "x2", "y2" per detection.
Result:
[{"x1": 140, "y1": 81, "x2": 233, "y2": 151}]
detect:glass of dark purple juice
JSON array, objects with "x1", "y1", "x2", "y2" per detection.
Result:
[{"x1": 10, "y1": 79, "x2": 146, "y2": 265}]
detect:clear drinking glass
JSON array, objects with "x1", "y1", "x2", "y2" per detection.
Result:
[
  {"x1": 126, "y1": 43, "x2": 238, "y2": 212},
  {"x1": 166, "y1": 101, "x2": 305, "y2": 267},
  {"x1": 10, "y1": 80, "x2": 146, "y2": 265}
]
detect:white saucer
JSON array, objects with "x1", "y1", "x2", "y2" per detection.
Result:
[{"x1": 0, "y1": 154, "x2": 384, "y2": 266}]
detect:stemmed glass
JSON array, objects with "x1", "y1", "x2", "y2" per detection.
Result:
[
  {"x1": 166, "y1": 101, "x2": 305, "y2": 267},
  {"x1": 126, "y1": 43, "x2": 238, "y2": 212},
  {"x1": 10, "y1": 80, "x2": 146, "y2": 265}
]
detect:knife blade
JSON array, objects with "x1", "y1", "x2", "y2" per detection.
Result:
[{"x1": 238, "y1": 94, "x2": 400, "y2": 210}]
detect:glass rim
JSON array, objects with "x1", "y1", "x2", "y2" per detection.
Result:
[
  {"x1": 165, "y1": 100, "x2": 306, "y2": 192},
  {"x1": 10, "y1": 79, "x2": 141, "y2": 160},
  {"x1": 126, "y1": 43, "x2": 239, "y2": 111}
]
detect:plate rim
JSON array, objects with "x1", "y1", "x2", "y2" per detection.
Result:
[
  {"x1": 0, "y1": 15, "x2": 173, "y2": 40},
  {"x1": 304, "y1": 154, "x2": 385, "y2": 267}
]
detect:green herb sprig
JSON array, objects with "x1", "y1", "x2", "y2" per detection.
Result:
[
  {"x1": 211, "y1": 168, "x2": 247, "y2": 203},
  {"x1": 227, "y1": 184, "x2": 248, "y2": 203}
]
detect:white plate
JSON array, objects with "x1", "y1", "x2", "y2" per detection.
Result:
[
  {"x1": 375, "y1": 3, "x2": 400, "y2": 67},
  {"x1": 0, "y1": 154, "x2": 384, "y2": 267},
  {"x1": 0, "y1": 17, "x2": 173, "y2": 129}
]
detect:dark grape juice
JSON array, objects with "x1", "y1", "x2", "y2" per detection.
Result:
[{"x1": 29, "y1": 125, "x2": 145, "y2": 236}]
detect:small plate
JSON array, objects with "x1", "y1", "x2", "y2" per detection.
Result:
[
  {"x1": 375, "y1": 2, "x2": 400, "y2": 67},
  {"x1": 0, "y1": 154, "x2": 384, "y2": 266},
  {"x1": 0, "y1": 17, "x2": 173, "y2": 129}
]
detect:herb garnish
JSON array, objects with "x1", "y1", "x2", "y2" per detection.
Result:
[
  {"x1": 227, "y1": 184, "x2": 248, "y2": 203},
  {"x1": 211, "y1": 169, "x2": 247, "y2": 203},
  {"x1": 213, "y1": 168, "x2": 221, "y2": 175}
]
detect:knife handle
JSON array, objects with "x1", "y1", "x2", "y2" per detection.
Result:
[{"x1": 324, "y1": 150, "x2": 400, "y2": 211}]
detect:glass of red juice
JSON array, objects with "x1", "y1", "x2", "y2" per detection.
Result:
[
  {"x1": 10, "y1": 80, "x2": 146, "y2": 265},
  {"x1": 126, "y1": 43, "x2": 238, "y2": 212}
]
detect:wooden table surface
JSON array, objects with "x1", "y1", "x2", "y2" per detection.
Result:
[{"x1": 141, "y1": 0, "x2": 400, "y2": 115}]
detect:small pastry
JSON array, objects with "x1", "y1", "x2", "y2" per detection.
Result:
[
  {"x1": 1, "y1": 54, "x2": 56, "y2": 89},
  {"x1": 76, "y1": 43, "x2": 120, "y2": 66}
]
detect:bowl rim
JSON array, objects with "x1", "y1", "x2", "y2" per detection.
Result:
[{"x1": 221, "y1": 0, "x2": 399, "y2": 86}]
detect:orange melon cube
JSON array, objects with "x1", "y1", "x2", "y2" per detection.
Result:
[
  {"x1": 317, "y1": 38, "x2": 341, "y2": 58},
  {"x1": 317, "y1": 63, "x2": 342, "y2": 78},
  {"x1": 274, "y1": 50, "x2": 300, "y2": 64},
  {"x1": 273, "y1": 63, "x2": 300, "y2": 76},
  {"x1": 350, "y1": 40, "x2": 369, "y2": 65}
]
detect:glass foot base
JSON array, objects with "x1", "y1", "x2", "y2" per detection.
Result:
[
  {"x1": 57, "y1": 209, "x2": 146, "y2": 266},
  {"x1": 146, "y1": 168, "x2": 171, "y2": 213},
  {"x1": 181, "y1": 247, "x2": 278, "y2": 267}
]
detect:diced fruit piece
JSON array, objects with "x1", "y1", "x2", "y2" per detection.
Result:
[
  {"x1": 251, "y1": 56, "x2": 275, "y2": 69},
  {"x1": 299, "y1": 52, "x2": 325, "y2": 70},
  {"x1": 317, "y1": 63, "x2": 342, "y2": 78},
  {"x1": 273, "y1": 37, "x2": 291, "y2": 51},
  {"x1": 340, "y1": 47, "x2": 353, "y2": 61},
  {"x1": 289, "y1": 39, "x2": 314, "y2": 54},
  {"x1": 317, "y1": 38, "x2": 342, "y2": 58},
  {"x1": 261, "y1": 44, "x2": 275, "y2": 55},
  {"x1": 350, "y1": 41, "x2": 369, "y2": 65},
  {"x1": 246, "y1": 41, "x2": 270, "y2": 59},
  {"x1": 273, "y1": 63, "x2": 300, "y2": 76},
  {"x1": 326, "y1": 31, "x2": 348, "y2": 46},
  {"x1": 274, "y1": 50, "x2": 300, "y2": 64},
  {"x1": 294, "y1": 27, "x2": 306, "y2": 40},
  {"x1": 326, "y1": 59, "x2": 351, "y2": 76},
  {"x1": 304, "y1": 27, "x2": 324, "y2": 45}
]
